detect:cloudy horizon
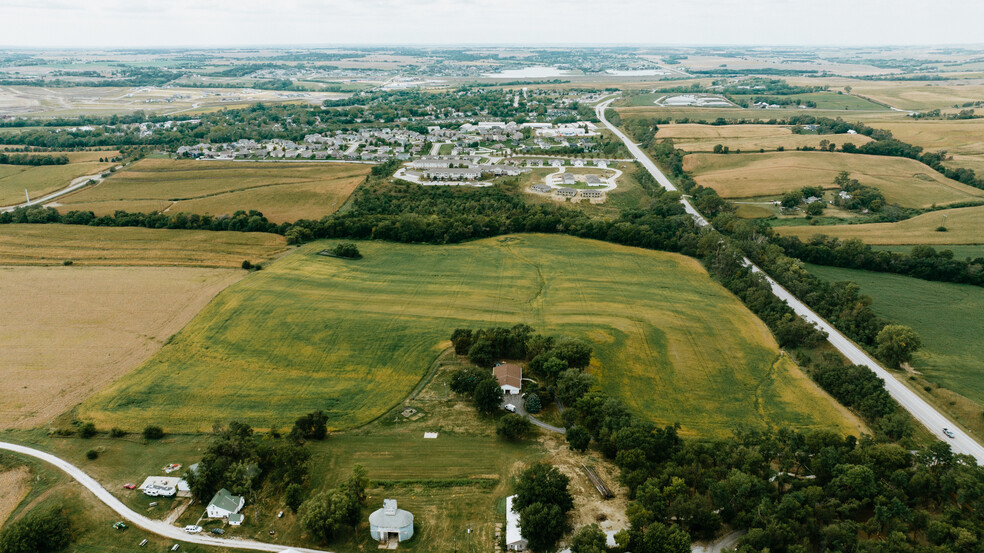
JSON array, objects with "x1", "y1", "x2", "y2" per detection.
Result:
[{"x1": 3, "y1": 0, "x2": 983, "y2": 48}]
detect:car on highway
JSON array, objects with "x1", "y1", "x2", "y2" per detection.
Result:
[
  {"x1": 123, "y1": 483, "x2": 136, "y2": 489},
  {"x1": 183, "y1": 525, "x2": 202, "y2": 534},
  {"x1": 943, "y1": 428, "x2": 956, "y2": 439}
]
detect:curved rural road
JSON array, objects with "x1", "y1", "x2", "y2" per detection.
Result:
[
  {"x1": 0, "y1": 167, "x2": 119, "y2": 213},
  {"x1": 595, "y1": 97, "x2": 984, "y2": 464},
  {"x1": 0, "y1": 441, "x2": 330, "y2": 553}
]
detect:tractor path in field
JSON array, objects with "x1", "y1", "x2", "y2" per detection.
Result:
[
  {"x1": 596, "y1": 95, "x2": 984, "y2": 463},
  {"x1": 0, "y1": 441, "x2": 333, "y2": 553}
]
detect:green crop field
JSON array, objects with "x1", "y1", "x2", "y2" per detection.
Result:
[
  {"x1": 57, "y1": 158, "x2": 370, "y2": 223},
  {"x1": 684, "y1": 151, "x2": 984, "y2": 207},
  {"x1": 776, "y1": 205, "x2": 984, "y2": 245},
  {"x1": 0, "y1": 150, "x2": 119, "y2": 206},
  {"x1": 78, "y1": 234, "x2": 858, "y2": 437},
  {"x1": 803, "y1": 263, "x2": 984, "y2": 438}
]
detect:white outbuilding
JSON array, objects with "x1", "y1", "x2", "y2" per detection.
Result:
[
  {"x1": 505, "y1": 495, "x2": 527, "y2": 551},
  {"x1": 369, "y1": 499, "x2": 414, "y2": 543}
]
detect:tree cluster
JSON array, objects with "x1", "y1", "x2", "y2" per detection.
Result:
[
  {"x1": 298, "y1": 465, "x2": 368, "y2": 543},
  {"x1": 184, "y1": 421, "x2": 311, "y2": 504}
]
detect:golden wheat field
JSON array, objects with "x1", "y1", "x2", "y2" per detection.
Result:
[
  {"x1": 0, "y1": 265, "x2": 244, "y2": 429},
  {"x1": 0, "y1": 224, "x2": 288, "y2": 267},
  {"x1": 776, "y1": 204, "x2": 984, "y2": 245},
  {"x1": 56, "y1": 158, "x2": 370, "y2": 223},
  {"x1": 684, "y1": 151, "x2": 984, "y2": 207}
]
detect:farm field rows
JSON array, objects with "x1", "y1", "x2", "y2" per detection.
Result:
[
  {"x1": 654, "y1": 123, "x2": 874, "y2": 152},
  {"x1": 78, "y1": 234, "x2": 859, "y2": 437},
  {"x1": 683, "y1": 151, "x2": 984, "y2": 207},
  {"x1": 775, "y1": 205, "x2": 984, "y2": 245},
  {"x1": 0, "y1": 265, "x2": 244, "y2": 429},
  {"x1": 0, "y1": 224, "x2": 287, "y2": 267},
  {"x1": 0, "y1": 150, "x2": 119, "y2": 206},
  {"x1": 846, "y1": 82, "x2": 984, "y2": 111},
  {"x1": 57, "y1": 158, "x2": 371, "y2": 223},
  {"x1": 803, "y1": 263, "x2": 984, "y2": 438}
]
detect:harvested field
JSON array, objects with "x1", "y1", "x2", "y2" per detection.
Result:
[
  {"x1": 56, "y1": 158, "x2": 370, "y2": 223},
  {"x1": 0, "y1": 266, "x2": 243, "y2": 429},
  {"x1": 684, "y1": 151, "x2": 984, "y2": 207},
  {"x1": 0, "y1": 150, "x2": 119, "y2": 206},
  {"x1": 775, "y1": 205, "x2": 984, "y2": 245},
  {"x1": 79, "y1": 234, "x2": 859, "y2": 437},
  {"x1": 655, "y1": 123, "x2": 874, "y2": 152},
  {"x1": 0, "y1": 467, "x2": 31, "y2": 527},
  {"x1": 874, "y1": 119, "x2": 984, "y2": 154},
  {"x1": 849, "y1": 82, "x2": 984, "y2": 111},
  {"x1": 0, "y1": 224, "x2": 287, "y2": 268}
]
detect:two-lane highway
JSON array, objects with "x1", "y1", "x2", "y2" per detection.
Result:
[{"x1": 595, "y1": 97, "x2": 984, "y2": 464}]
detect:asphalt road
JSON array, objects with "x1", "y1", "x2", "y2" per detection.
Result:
[
  {"x1": 594, "y1": 97, "x2": 984, "y2": 464},
  {"x1": 0, "y1": 441, "x2": 331, "y2": 553}
]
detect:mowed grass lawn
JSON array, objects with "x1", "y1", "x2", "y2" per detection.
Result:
[
  {"x1": 79, "y1": 234, "x2": 858, "y2": 437},
  {"x1": 684, "y1": 151, "x2": 984, "y2": 207},
  {"x1": 0, "y1": 150, "x2": 119, "y2": 205},
  {"x1": 802, "y1": 264, "x2": 984, "y2": 437},
  {"x1": 0, "y1": 224, "x2": 287, "y2": 267},
  {"x1": 776, "y1": 205, "x2": 984, "y2": 245},
  {"x1": 57, "y1": 158, "x2": 370, "y2": 223},
  {"x1": 655, "y1": 123, "x2": 874, "y2": 152}
]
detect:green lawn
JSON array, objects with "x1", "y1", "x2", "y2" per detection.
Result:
[
  {"x1": 803, "y1": 264, "x2": 984, "y2": 430},
  {"x1": 79, "y1": 234, "x2": 856, "y2": 437}
]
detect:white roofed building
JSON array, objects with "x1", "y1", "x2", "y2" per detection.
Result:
[{"x1": 505, "y1": 495, "x2": 527, "y2": 551}]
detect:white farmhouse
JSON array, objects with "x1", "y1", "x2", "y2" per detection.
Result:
[{"x1": 206, "y1": 488, "x2": 245, "y2": 521}]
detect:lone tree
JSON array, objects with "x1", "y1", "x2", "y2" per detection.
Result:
[
  {"x1": 876, "y1": 325, "x2": 922, "y2": 369},
  {"x1": 473, "y1": 378, "x2": 504, "y2": 415},
  {"x1": 525, "y1": 393, "x2": 542, "y2": 414},
  {"x1": 292, "y1": 410, "x2": 329, "y2": 441},
  {"x1": 570, "y1": 524, "x2": 608, "y2": 553},
  {"x1": 142, "y1": 425, "x2": 164, "y2": 440},
  {"x1": 497, "y1": 413, "x2": 532, "y2": 440},
  {"x1": 332, "y1": 243, "x2": 362, "y2": 259},
  {"x1": 566, "y1": 425, "x2": 591, "y2": 453}
]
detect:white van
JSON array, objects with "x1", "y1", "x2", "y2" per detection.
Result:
[{"x1": 504, "y1": 404, "x2": 517, "y2": 413}]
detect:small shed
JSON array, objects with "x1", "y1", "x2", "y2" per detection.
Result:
[{"x1": 369, "y1": 499, "x2": 414, "y2": 543}]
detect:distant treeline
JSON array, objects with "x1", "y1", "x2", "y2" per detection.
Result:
[
  {"x1": 778, "y1": 234, "x2": 984, "y2": 287},
  {"x1": 0, "y1": 153, "x2": 68, "y2": 166}
]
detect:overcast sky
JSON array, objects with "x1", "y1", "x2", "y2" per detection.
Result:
[{"x1": 3, "y1": 0, "x2": 983, "y2": 48}]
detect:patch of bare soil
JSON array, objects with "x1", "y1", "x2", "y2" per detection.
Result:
[
  {"x1": 0, "y1": 467, "x2": 31, "y2": 526},
  {"x1": 0, "y1": 266, "x2": 244, "y2": 429}
]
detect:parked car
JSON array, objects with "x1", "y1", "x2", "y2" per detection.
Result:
[
  {"x1": 210, "y1": 528, "x2": 225, "y2": 535},
  {"x1": 504, "y1": 404, "x2": 517, "y2": 413},
  {"x1": 183, "y1": 525, "x2": 202, "y2": 534},
  {"x1": 123, "y1": 483, "x2": 136, "y2": 490},
  {"x1": 943, "y1": 428, "x2": 956, "y2": 439}
]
